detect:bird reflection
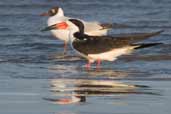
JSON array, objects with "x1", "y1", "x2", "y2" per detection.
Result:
[{"x1": 43, "y1": 79, "x2": 156, "y2": 105}]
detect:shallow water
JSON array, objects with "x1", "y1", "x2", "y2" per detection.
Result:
[{"x1": 0, "y1": 0, "x2": 171, "y2": 114}]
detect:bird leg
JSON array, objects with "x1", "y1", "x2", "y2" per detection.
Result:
[
  {"x1": 85, "y1": 61, "x2": 91, "y2": 70},
  {"x1": 96, "y1": 59, "x2": 101, "y2": 70},
  {"x1": 63, "y1": 41, "x2": 67, "y2": 55}
]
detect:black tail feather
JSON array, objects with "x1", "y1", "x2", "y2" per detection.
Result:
[{"x1": 134, "y1": 43, "x2": 163, "y2": 49}]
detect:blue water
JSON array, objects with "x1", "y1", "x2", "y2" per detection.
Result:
[{"x1": 0, "y1": 0, "x2": 171, "y2": 114}]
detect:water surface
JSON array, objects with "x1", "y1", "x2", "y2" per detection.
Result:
[{"x1": 0, "y1": 0, "x2": 171, "y2": 114}]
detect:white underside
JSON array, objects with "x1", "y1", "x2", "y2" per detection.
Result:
[
  {"x1": 51, "y1": 29, "x2": 70, "y2": 42},
  {"x1": 48, "y1": 16, "x2": 108, "y2": 42},
  {"x1": 87, "y1": 47, "x2": 135, "y2": 63}
]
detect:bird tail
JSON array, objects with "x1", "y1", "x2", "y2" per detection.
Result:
[
  {"x1": 141, "y1": 30, "x2": 164, "y2": 38},
  {"x1": 133, "y1": 43, "x2": 163, "y2": 49}
]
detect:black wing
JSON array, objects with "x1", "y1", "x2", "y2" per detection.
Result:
[
  {"x1": 72, "y1": 30, "x2": 163, "y2": 55},
  {"x1": 110, "y1": 30, "x2": 163, "y2": 43}
]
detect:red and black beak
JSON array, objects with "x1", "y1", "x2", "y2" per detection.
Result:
[{"x1": 41, "y1": 22, "x2": 68, "y2": 32}]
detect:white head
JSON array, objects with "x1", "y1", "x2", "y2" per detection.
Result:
[{"x1": 40, "y1": 6, "x2": 64, "y2": 17}]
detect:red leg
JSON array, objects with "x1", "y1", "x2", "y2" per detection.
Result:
[
  {"x1": 85, "y1": 61, "x2": 91, "y2": 70},
  {"x1": 63, "y1": 41, "x2": 67, "y2": 55},
  {"x1": 96, "y1": 59, "x2": 101, "y2": 70}
]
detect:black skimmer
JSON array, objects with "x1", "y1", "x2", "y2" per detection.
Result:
[
  {"x1": 42, "y1": 19, "x2": 163, "y2": 69},
  {"x1": 41, "y1": 6, "x2": 115, "y2": 54}
]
